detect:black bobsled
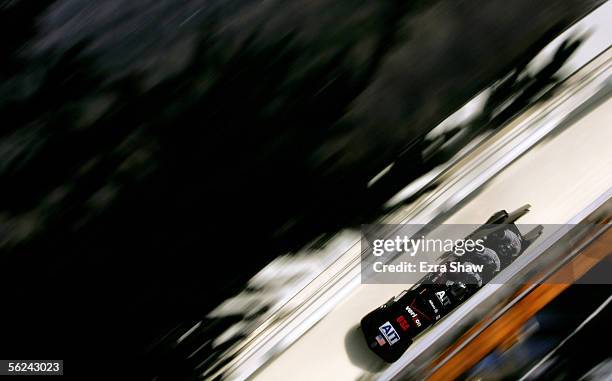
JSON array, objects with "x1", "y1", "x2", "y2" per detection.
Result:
[{"x1": 361, "y1": 205, "x2": 543, "y2": 362}]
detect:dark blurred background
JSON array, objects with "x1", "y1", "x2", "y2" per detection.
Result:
[{"x1": 0, "y1": 0, "x2": 604, "y2": 378}]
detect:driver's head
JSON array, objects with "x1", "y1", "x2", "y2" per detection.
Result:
[{"x1": 497, "y1": 229, "x2": 522, "y2": 259}]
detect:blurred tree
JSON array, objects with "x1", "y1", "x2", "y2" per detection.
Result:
[{"x1": 0, "y1": 0, "x2": 603, "y2": 378}]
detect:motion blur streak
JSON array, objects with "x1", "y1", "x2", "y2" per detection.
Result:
[
  {"x1": 0, "y1": 0, "x2": 609, "y2": 379},
  {"x1": 253, "y1": 52, "x2": 612, "y2": 381},
  {"x1": 427, "y1": 227, "x2": 612, "y2": 381}
]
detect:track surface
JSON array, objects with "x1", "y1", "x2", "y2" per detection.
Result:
[{"x1": 253, "y1": 96, "x2": 612, "y2": 381}]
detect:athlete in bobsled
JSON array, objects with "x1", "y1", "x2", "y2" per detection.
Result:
[{"x1": 361, "y1": 205, "x2": 543, "y2": 362}]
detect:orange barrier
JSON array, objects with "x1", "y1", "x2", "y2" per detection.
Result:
[{"x1": 427, "y1": 227, "x2": 611, "y2": 381}]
